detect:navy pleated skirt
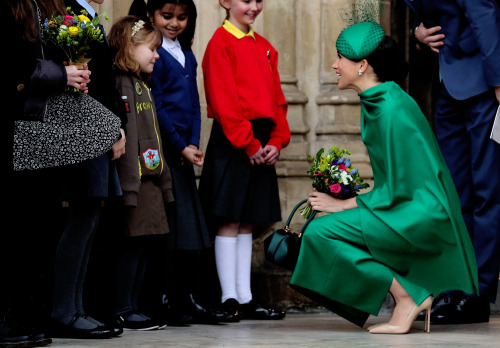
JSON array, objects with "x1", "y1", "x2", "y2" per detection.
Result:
[{"x1": 163, "y1": 140, "x2": 212, "y2": 250}]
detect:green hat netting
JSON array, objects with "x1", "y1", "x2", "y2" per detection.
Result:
[{"x1": 336, "y1": 22, "x2": 385, "y2": 60}]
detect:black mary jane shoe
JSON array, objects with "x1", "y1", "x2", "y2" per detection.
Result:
[
  {"x1": 220, "y1": 298, "x2": 241, "y2": 323},
  {"x1": 49, "y1": 315, "x2": 114, "y2": 339},
  {"x1": 240, "y1": 300, "x2": 286, "y2": 320}
]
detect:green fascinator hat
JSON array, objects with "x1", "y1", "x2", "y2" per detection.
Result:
[{"x1": 336, "y1": 22, "x2": 385, "y2": 60}]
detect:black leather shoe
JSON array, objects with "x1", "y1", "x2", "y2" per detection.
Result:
[
  {"x1": 115, "y1": 311, "x2": 160, "y2": 331},
  {"x1": 102, "y1": 323, "x2": 122, "y2": 337},
  {"x1": 83, "y1": 316, "x2": 122, "y2": 337},
  {"x1": 28, "y1": 329, "x2": 52, "y2": 347},
  {"x1": 187, "y1": 294, "x2": 227, "y2": 324},
  {"x1": 220, "y1": 298, "x2": 241, "y2": 323},
  {"x1": 49, "y1": 315, "x2": 114, "y2": 339},
  {"x1": 162, "y1": 306, "x2": 193, "y2": 327},
  {"x1": 0, "y1": 321, "x2": 32, "y2": 348},
  {"x1": 431, "y1": 294, "x2": 490, "y2": 324},
  {"x1": 240, "y1": 300, "x2": 286, "y2": 320},
  {"x1": 110, "y1": 325, "x2": 123, "y2": 337},
  {"x1": 415, "y1": 292, "x2": 455, "y2": 321}
]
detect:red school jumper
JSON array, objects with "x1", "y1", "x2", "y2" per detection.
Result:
[{"x1": 202, "y1": 20, "x2": 290, "y2": 157}]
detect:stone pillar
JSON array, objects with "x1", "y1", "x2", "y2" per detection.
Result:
[{"x1": 261, "y1": 0, "x2": 311, "y2": 220}]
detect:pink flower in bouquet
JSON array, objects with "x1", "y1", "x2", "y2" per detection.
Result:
[
  {"x1": 62, "y1": 15, "x2": 74, "y2": 25},
  {"x1": 330, "y1": 183, "x2": 342, "y2": 194},
  {"x1": 300, "y1": 146, "x2": 370, "y2": 219}
]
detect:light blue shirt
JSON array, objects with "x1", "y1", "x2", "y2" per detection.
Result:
[{"x1": 75, "y1": 0, "x2": 96, "y2": 18}]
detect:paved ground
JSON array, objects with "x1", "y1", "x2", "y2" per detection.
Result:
[{"x1": 50, "y1": 313, "x2": 500, "y2": 347}]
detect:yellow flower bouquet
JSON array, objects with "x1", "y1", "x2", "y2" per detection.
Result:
[
  {"x1": 300, "y1": 146, "x2": 370, "y2": 219},
  {"x1": 43, "y1": 7, "x2": 109, "y2": 64}
]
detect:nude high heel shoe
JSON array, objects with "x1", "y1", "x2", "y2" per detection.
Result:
[
  {"x1": 369, "y1": 296, "x2": 432, "y2": 334},
  {"x1": 366, "y1": 294, "x2": 396, "y2": 331}
]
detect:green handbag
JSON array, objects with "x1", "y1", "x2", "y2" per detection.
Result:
[{"x1": 264, "y1": 199, "x2": 317, "y2": 271}]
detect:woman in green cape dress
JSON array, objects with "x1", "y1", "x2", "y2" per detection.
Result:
[{"x1": 289, "y1": 22, "x2": 479, "y2": 334}]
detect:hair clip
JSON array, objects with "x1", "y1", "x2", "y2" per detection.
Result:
[{"x1": 131, "y1": 20, "x2": 145, "y2": 37}]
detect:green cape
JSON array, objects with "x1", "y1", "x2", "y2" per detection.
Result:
[{"x1": 356, "y1": 82, "x2": 478, "y2": 298}]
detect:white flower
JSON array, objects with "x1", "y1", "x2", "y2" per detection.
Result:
[{"x1": 340, "y1": 171, "x2": 353, "y2": 185}]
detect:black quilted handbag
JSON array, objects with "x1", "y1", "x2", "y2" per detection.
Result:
[{"x1": 264, "y1": 199, "x2": 317, "y2": 271}]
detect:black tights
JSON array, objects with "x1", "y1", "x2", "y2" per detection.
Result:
[
  {"x1": 51, "y1": 198, "x2": 101, "y2": 325},
  {"x1": 113, "y1": 238, "x2": 147, "y2": 316}
]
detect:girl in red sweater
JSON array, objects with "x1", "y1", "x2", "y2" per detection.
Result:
[{"x1": 199, "y1": 0, "x2": 290, "y2": 321}]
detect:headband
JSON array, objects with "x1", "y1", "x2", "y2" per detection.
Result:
[{"x1": 131, "y1": 20, "x2": 145, "y2": 37}]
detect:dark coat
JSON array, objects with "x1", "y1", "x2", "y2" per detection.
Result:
[{"x1": 6, "y1": 1, "x2": 67, "y2": 121}]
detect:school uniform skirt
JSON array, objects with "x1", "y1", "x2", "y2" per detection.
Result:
[
  {"x1": 163, "y1": 140, "x2": 212, "y2": 250},
  {"x1": 199, "y1": 119, "x2": 282, "y2": 236}
]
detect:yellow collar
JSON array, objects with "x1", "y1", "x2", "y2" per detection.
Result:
[{"x1": 222, "y1": 20, "x2": 256, "y2": 40}]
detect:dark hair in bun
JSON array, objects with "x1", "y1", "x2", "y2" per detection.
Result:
[{"x1": 362, "y1": 36, "x2": 409, "y2": 83}]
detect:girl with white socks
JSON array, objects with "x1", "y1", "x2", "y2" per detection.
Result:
[{"x1": 199, "y1": 0, "x2": 290, "y2": 321}]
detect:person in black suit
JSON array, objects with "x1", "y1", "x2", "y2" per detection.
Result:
[{"x1": 404, "y1": 0, "x2": 500, "y2": 324}]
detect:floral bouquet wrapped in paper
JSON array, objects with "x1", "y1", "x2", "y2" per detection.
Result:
[
  {"x1": 43, "y1": 7, "x2": 109, "y2": 65},
  {"x1": 300, "y1": 146, "x2": 369, "y2": 219}
]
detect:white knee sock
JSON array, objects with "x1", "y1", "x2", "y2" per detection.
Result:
[
  {"x1": 236, "y1": 233, "x2": 253, "y2": 304},
  {"x1": 215, "y1": 236, "x2": 238, "y2": 303}
]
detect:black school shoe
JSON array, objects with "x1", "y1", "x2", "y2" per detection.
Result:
[
  {"x1": 1, "y1": 318, "x2": 52, "y2": 348},
  {"x1": 27, "y1": 328, "x2": 52, "y2": 347},
  {"x1": 240, "y1": 300, "x2": 286, "y2": 320},
  {"x1": 115, "y1": 311, "x2": 161, "y2": 331},
  {"x1": 0, "y1": 321, "x2": 33, "y2": 348},
  {"x1": 182, "y1": 294, "x2": 226, "y2": 325},
  {"x1": 49, "y1": 314, "x2": 114, "y2": 339},
  {"x1": 220, "y1": 298, "x2": 241, "y2": 323}
]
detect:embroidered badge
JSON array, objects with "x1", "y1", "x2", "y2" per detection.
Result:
[
  {"x1": 135, "y1": 81, "x2": 143, "y2": 96},
  {"x1": 142, "y1": 148, "x2": 160, "y2": 171}
]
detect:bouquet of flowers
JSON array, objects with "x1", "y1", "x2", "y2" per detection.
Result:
[
  {"x1": 300, "y1": 146, "x2": 370, "y2": 219},
  {"x1": 43, "y1": 7, "x2": 109, "y2": 64}
]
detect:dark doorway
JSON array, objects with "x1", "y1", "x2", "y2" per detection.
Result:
[{"x1": 390, "y1": 0, "x2": 440, "y2": 131}]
